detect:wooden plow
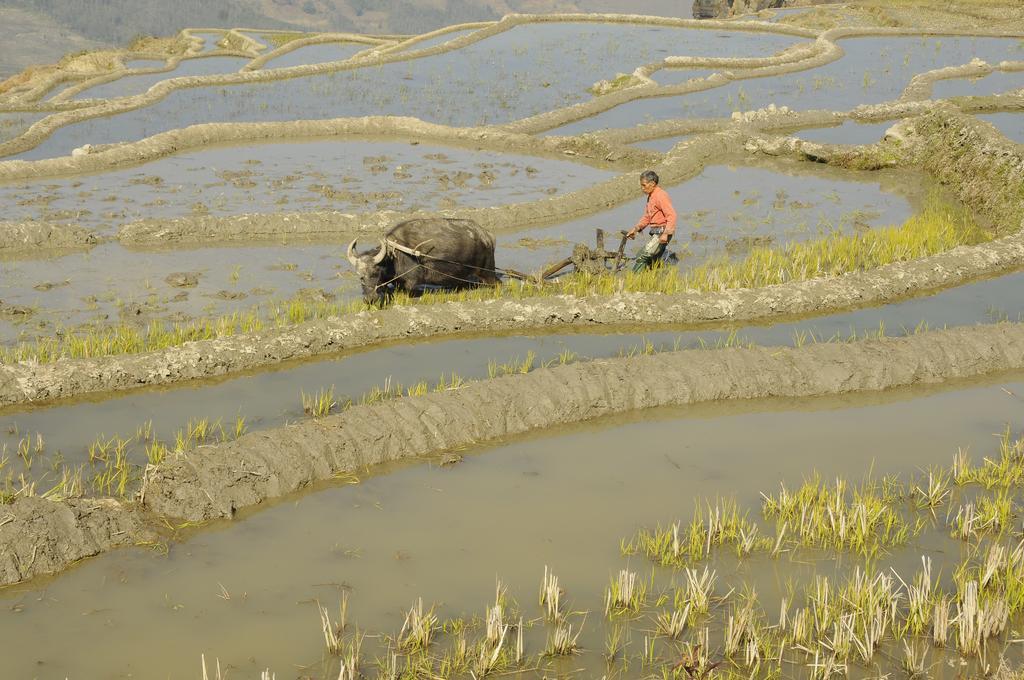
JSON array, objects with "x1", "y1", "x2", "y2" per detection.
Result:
[{"x1": 502, "y1": 228, "x2": 630, "y2": 282}]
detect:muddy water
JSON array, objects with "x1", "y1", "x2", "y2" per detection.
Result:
[
  {"x1": 979, "y1": 111, "x2": 1024, "y2": 143},
  {"x1": 6, "y1": 261, "x2": 1024, "y2": 480},
  {"x1": 630, "y1": 134, "x2": 693, "y2": 151},
  {"x1": 791, "y1": 119, "x2": 893, "y2": 145},
  {"x1": 394, "y1": 27, "x2": 483, "y2": 52},
  {"x1": 0, "y1": 241, "x2": 351, "y2": 345},
  {"x1": 649, "y1": 68, "x2": 718, "y2": 86},
  {"x1": 0, "y1": 138, "x2": 613, "y2": 232},
  {"x1": 261, "y1": 42, "x2": 367, "y2": 69},
  {"x1": 549, "y1": 36, "x2": 1023, "y2": 135},
  {"x1": 192, "y1": 31, "x2": 227, "y2": 53},
  {"x1": 71, "y1": 56, "x2": 252, "y2": 101},
  {"x1": 13, "y1": 24, "x2": 800, "y2": 159},
  {"x1": 3, "y1": 374, "x2": 1023, "y2": 678},
  {"x1": 0, "y1": 111, "x2": 45, "y2": 143},
  {"x1": 930, "y1": 69, "x2": 1024, "y2": 99},
  {"x1": 499, "y1": 161, "x2": 923, "y2": 272}
]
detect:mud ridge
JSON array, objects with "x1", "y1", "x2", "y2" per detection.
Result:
[
  {"x1": 245, "y1": 32, "x2": 395, "y2": 71},
  {"x1": 0, "y1": 496, "x2": 151, "y2": 585},
  {"x1": 5, "y1": 321, "x2": 1024, "y2": 585},
  {"x1": 0, "y1": 220, "x2": 98, "y2": 251},
  {"x1": 140, "y1": 322, "x2": 1024, "y2": 523},
  {"x1": 4, "y1": 217, "x2": 1024, "y2": 407}
]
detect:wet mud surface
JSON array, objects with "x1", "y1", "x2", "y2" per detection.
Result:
[{"x1": 0, "y1": 138, "x2": 614, "y2": 233}]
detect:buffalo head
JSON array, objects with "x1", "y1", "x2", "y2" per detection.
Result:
[{"x1": 346, "y1": 238, "x2": 392, "y2": 304}]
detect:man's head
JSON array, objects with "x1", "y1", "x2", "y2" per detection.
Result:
[{"x1": 640, "y1": 170, "x2": 659, "y2": 196}]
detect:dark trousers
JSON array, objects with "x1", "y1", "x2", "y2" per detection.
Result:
[{"x1": 633, "y1": 230, "x2": 670, "y2": 272}]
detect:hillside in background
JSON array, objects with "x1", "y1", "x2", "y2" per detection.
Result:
[
  {"x1": 0, "y1": 0, "x2": 692, "y2": 76},
  {"x1": 253, "y1": 0, "x2": 690, "y2": 34}
]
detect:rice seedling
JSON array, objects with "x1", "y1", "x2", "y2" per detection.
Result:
[
  {"x1": 42, "y1": 465, "x2": 83, "y2": 501},
  {"x1": 901, "y1": 640, "x2": 927, "y2": 678},
  {"x1": 604, "y1": 623, "x2": 626, "y2": 663},
  {"x1": 761, "y1": 474, "x2": 912, "y2": 557},
  {"x1": 337, "y1": 639, "x2": 360, "y2": 680},
  {"x1": 681, "y1": 566, "x2": 717, "y2": 616},
  {"x1": 302, "y1": 385, "x2": 336, "y2": 418},
  {"x1": 933, "y1": 594, "x2": 951, "y2": 647},
  {"x1": 897, "y1": 556, "x2": 935, "y2": 636},
  {"x1": 434, "y1": 372, "x2": 465, "y2": 392},
  {"x1": 318, "y1": 599, "x2": 342, "y2": 654},
  {"x1": 200, "y1": 654, "x2": 223, "y2": 680},
  {"x1": 605, "y1": 569, "x2": 646, "y2": 616},
  {"x1": 539, "y1": 565, "x2": 561, "y2": 621},
  {"x1": 655, "y1": 604, "x2": 690, "y2": 640},
  {"x1": 912, "y1": 466, "x2": 950, "y2": 513},
  {"x1": 544, "y1": 618, "x2": 581, "y2": 656},
  {"x1": 398, "y1": 598, "x2": 437, "y2": 651}
]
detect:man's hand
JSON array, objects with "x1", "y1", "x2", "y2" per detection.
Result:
[{"x1": 625, "y1": 228, "x2": 637, "y2": 240}]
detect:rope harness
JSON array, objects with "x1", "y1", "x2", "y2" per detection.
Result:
[{"x1": 371, "y1": 238, "x2": 517, "y2": 293}]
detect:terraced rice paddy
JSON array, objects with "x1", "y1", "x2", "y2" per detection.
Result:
[
  {"x1": 260, "y1": 42, "x2": 370, "y2": 69},
  {"x1": 4, "y1": 375, "x2": 1024, "y2": 677},
  {"x1": 549, "y1": 36, "x2": 1023, "y2": 135},
  {"x1": 70, "y1": 55, "x2": 253, "y2": 100},
  {"x1": 0, "y1": 139, "x2": 614, "y2": 232},
  {"x1": 8, "y1": 23, "x2": 801, "y2": 160},
  {"x1": 2, "y1": 4, "x2": 1024, "y2": 678}
]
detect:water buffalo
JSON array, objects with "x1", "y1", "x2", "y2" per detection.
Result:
[{"x1": 347, "y1": 217, "x2": 498, "y2": 304}]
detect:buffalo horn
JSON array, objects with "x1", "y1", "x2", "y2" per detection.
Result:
[
  {"x1": 346, "y1": 239, "x2": 360, "y2": 267},
  {"x1": 372, "y1": 238, "x2": 388, "y2": 264}
]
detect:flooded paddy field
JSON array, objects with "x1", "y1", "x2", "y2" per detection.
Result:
[
  {"x1": 979, "y1": 111, "x2": 1024, "y2": 142},
  {"x1": 5, "y1": 261, "x2": 1023, "y2": 483},
  {"x1": 630, "y1": 134, "x2": 694, "y2": 151},
  {"x1": 789, "y1": 119, "x2": 893, "y2": 145},
  {"x1": 70, "y1": 56, "x2": 253, "y2": 101},
  {"x1": 0, "y1": 111, "x2": 45, "y2": 143},
  {"x1": 3, "y1": 373, "x2": 1024, "y2": 678},
  {"x1": 0, "y1": 241, "x2": 351, "y2": 345},
  {"x1": 549, "y1": 36, "x2": 1023, "y2": 135},
  {"x1": 192, "y1": 31, "x2": 228, "y2": 53},
  {"x1": 393, "y1": 27, "x2": 483, "y2": 53},
  {"x1": 260, "y1": 42, "x2": 369, "y2": 69},
  {"x1": 0, "y1": 157, "x2": 921, "y2": 347},
  {"x1": 501, "y1": 160, "x2": 927, "y2": 272},
  {"x1": 8, "y1": 23, "x2": 801, "y2": 160},
  {"x1": 0, "y1": 138, "x2": 613, "y2": 233},
  {"x1": 930, "y1": 68, "x2": 1024, "y2": 99}
]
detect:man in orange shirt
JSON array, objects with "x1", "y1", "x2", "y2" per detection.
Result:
[{"x1": 625, "y1": 170, "x2": 677, "y2": 272}]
